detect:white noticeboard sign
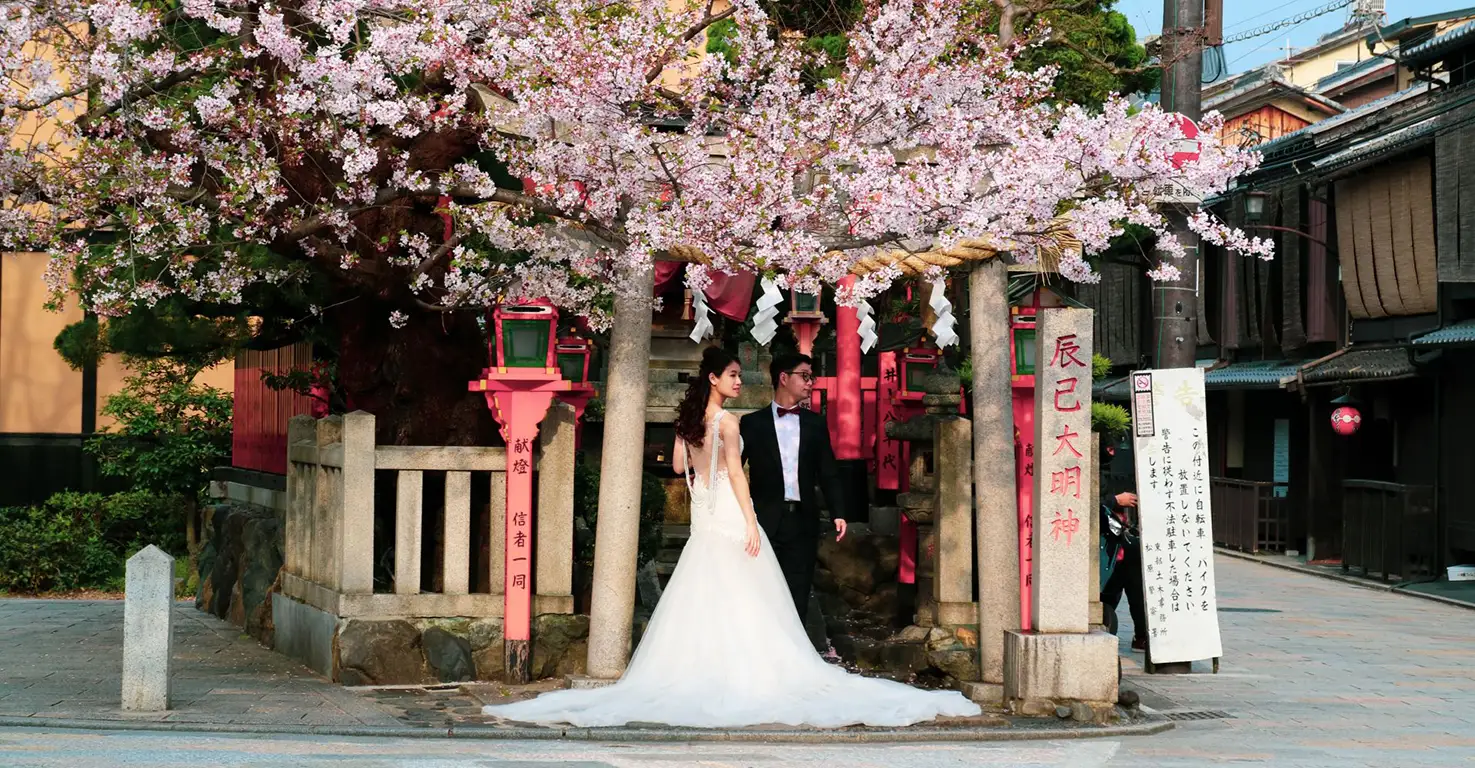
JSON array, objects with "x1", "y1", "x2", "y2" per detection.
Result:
[{"x1": 1129, "y1": 368, "x2": 1223, "y2": 664}]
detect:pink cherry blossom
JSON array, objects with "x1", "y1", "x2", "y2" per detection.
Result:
[{"x1": 1, "y1": 0, "x2": 1268, "y2": 329}]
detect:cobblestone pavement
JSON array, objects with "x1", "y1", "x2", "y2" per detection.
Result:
[
  {"x1": 4, "y1": 554, "x2": 1475, "y2": 766},
  {"x1": 1111, "y1": 555, "x2": 1475, "y2": 767},
  {"x1": 0, "y1": 599, "x2": 401, "y2": 728},
  {"x1": 0, "y1": 729, "x2": 1126, "y2": 767}
]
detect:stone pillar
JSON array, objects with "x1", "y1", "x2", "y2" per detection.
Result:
[
  {"x1": 970, "y1": 260, "x2": 1019, "y2": 686},
  {"x1": 536, "y1": 403, "x2": 577, "y2": 615},
  {"x1": 311, "y1": 416, "x2": 343, "y2": 590},
  {"x1": 586, "y1": 264, "x2": 654, "y2": 679},
  {"x1": 1030, "y1": 308, "x2": 1092, "y2": 633},
  {"x1": 122, "y1": 545, "x2": 174, "y2": 712},
  {"x1": 339, "y1": 412, "x2": 376, "y2": 594},
  {"x1": 1004, "y1": 307, "x2": 1117, "y2": 720},
  {"x1": 933, "y1": 418, "x2": 975, "y2": 628},
  {"x1": 284, "y1": 416, "x2": 314, "y2": 580},
  {"x1": 899, "y1": 448, "x2": 935, "y2": 626}
]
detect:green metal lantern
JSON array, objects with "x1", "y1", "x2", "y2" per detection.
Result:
[
  {"x1": 494, "y1": 302, "x2": 558, "y2": 371},
  {"x1": 556, "y1": 336, "x2": 593, "y2": 383}
]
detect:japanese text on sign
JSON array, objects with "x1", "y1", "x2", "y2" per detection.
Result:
[{"x1": 1130, "y1": 368, "x2": 1222, "y2": 664}]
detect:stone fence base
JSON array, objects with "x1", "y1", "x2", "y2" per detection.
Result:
[
  {"x1": 201, "y1": 475, "x2": 587, "y2": 686},
  {"x1": 273, "y1": 596, "x2": 588, "y2": 685}
]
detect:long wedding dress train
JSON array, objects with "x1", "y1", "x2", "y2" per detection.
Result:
[{"x1": 481, "y1": 411, "x2": 982, "y2": 728}]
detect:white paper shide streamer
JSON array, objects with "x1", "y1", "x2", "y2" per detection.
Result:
[
  {"x1": 749, "y1": 278, "x2": 783, "y2": 345},
  {"x1": 929, "y1": 277, "x2": 957, "y2": 348},
  {"x1": 688, "y1": 286, "x2": 713, "y2": 344},
  {"x1": 855, "y1": 300, "x2": 877, "y2": 353}
]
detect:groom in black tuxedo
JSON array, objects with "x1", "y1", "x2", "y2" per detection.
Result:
[{"x1": 740, "y1": 352, "x2": 849, "y2": 622}]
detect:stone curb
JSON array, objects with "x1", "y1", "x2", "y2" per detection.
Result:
[
  {"x1": 0, "y1": 715, "x2": 1173, "y2": 743},
  {"x1": 1214, "y1": 547, "x2": 1475, "y2": 611}
]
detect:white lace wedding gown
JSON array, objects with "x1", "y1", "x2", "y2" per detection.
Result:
[{"x1": 481, "y1": 410, "x2": 982, "y2": 728}]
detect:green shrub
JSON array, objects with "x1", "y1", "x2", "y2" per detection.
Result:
[
  {"x1": 0, "y1": 491, "x2": 189, "y2": 593},
  {"x1": 86, "y1": 357, "x2": 233, "y2": 501},
  {"x1": 1092, "y1": 402, "x2": 1131, "y2": 443}
]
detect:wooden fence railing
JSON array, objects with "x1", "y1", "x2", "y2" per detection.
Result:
[
  {"x1": 1342, "y1": 480, "x2": 1437, "y2": 582},
  {"x1": 279, "y1": 407, "x2": 576, "y2": 619},
  {"x1": 1211, "y1": 478, "x2": 1290, "y2": 554}
]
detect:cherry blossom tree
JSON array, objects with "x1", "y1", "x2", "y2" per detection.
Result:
[{"x1": 2, "y1": 0, "x2": 1268, "y2": 442}]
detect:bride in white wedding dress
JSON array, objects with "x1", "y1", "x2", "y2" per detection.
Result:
[{"x1": 482, "y1": 347, "x2": 981, "y2": 728}]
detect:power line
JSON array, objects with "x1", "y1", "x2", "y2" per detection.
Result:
[
  {"x1": 1224, "y1": 0, "x2": 1323, "y2": 33},
  {"x1": 1223, "y1": 0, "x2": 1357, "y2": 45}
]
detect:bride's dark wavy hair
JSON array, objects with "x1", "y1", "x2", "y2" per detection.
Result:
[{"x1": 674, "y1": 347, "x2": 740, "y2": 449}]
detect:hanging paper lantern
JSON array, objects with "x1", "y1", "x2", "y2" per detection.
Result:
[{"x1": 1330, "y1": 406, "x2": 1362, "y2": 436}]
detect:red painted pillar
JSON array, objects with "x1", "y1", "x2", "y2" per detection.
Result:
[
  {"x1": 488, "y1": 389, "x2": 556, "y2": 682},
  {"x1": 1012, "y1": 389, "x2": 1036, "y2": 631},
  {"x1": 834, "y1": 276, "x2": 864, "y2": 460}
]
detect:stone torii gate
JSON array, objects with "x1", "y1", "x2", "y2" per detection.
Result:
[{"x1": 581, "y1": 224, "x2": 1088, "y2": 687}]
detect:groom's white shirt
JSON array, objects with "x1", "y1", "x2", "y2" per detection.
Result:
[{"x1": 771, "y1": 401, "x2": 802, "y2": 501}]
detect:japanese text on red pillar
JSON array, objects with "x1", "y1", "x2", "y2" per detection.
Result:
[{"x1": 510, "y1": 437, "x2": 532, "y2": 590}]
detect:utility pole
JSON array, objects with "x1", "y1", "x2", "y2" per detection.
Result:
[{"x1": 1152, "y1": 0, "x2": 1206, "y2": 370}]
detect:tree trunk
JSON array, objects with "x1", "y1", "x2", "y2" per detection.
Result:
[
  {"x1": 586, "y1": 266, "x2": 655, "y2": 678},
  {"x1": 334, "y1": 302, "x2": 497, "y2": 446}
]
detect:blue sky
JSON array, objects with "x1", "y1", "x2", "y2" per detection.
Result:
[{"x1": 1113, "y1": 0, "x2": 1464, "y2": 78}]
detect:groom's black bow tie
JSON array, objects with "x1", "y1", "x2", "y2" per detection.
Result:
[{"x1": 777, "y1": 405, "x2": 805, "y2": 417}]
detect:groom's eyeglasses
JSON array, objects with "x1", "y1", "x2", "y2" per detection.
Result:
[{"x1": 786, "y1": 370, "x2": 814, "y2": 382}]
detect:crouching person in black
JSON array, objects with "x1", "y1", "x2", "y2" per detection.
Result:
[{"x1": 1099, "y1": 441, "x2": 1147, "y2": 652}]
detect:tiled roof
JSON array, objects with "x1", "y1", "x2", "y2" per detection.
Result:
[
  {"x1": 1401, "y1": 22, "x2": 1475, "y2": 65},
  {"x1": 1310, "y1": 119, "x2": 1441, "y2": 173},
  {"x1": 1412, "y1": 319, "x2": 1475, "y2": 346},
  {"x1": 1250, "y1": 83, "x2": 1432, "y2": 158},
  {"x1": 1297, "y1": 347, "x2": 1416, "y2": 386},
  {"x1": 1204, "y1": 360, "x2": 1302, "y2": 389},
  {"x1": 1316, "y1": 57, "x2": 1395, "y2": 93},
  {"x1": 1202, "y1": 66, "x2": 1344, "y2": 117}
]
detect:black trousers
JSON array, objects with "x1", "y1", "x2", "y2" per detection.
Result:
[
  {"x1": 758, "y1": 501, "x2": 818, "y2": 622},
  {"x1": 1102, "y1": 542, "x2": 1147, "y2": 640}
]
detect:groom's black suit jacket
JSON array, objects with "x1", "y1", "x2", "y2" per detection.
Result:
[{"x1": 739, "y1": 405, "x2": 847, "y2": 540}]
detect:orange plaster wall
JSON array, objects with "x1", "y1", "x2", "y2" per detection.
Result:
[
  {"x1": 94, "y1": 356, "x2": 236, "y2": 431},
  {"x1": 1, "y1": 252, "x2": 238, "y2": 434},
  {"x1": 0, "y1": 252, "x2": 82, "y2": 433}
]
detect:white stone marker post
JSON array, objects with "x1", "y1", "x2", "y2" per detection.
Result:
[
  {"x1": 122, "y1": 545, "x2": 174, "y2": 712},
  {"x1": 1003, "y1": 308, "x2": 1118, "y2": 721}
]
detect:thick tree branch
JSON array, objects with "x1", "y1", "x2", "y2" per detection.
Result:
[
  {"x1": 643, "y1": 5, "x2": 739, "y2": 84},
  {"x1": 1047, "y1": 32, "x2": 1162, "y2": 76}
]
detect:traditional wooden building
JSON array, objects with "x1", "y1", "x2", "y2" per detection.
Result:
[{"x1": 1198, "y1": 15, "x2": 1475, "y2": 579}]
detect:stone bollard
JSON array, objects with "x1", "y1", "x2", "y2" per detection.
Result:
[{"x1": 122, "y1": 545, "x2": 175, "y2": 712}]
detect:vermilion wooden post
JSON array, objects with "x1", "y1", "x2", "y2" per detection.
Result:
[
  {"x1": 488, "y1": 388, "x2": 556, "y2": 682},
  {"x1": 1010, "y1": 300, "x2": 1039, "y2": 631},
  {"x1": 472, "y1": 301, "x2": 593, "y2": 685},
  {"x1": 833, "y1": 276, "x2": 864, "y2": 461},
  {"x1": 876, "y1": 352, "x2": 902, "y2": 490}
]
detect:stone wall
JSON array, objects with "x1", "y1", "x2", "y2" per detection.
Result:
[
  {"x1": 333, "y1": 614, "x2": 588, "y2": 685},
  {"x1": 814, "y1": 529, "x2": 982, "y2": 687},
  {"x1": 197, "y1": 501, "x2": 283, "y2": 647}
]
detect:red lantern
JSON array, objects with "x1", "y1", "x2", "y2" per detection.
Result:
[{"x1": 1330, "y1": 405, "x2": 1362, "y2": 436}]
